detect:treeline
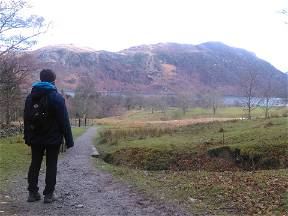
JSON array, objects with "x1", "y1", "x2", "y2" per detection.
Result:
[
  {"x1": 64, "y1": 79, "x2": 287, "y2": 120},
  {"x1": 65, "y1": 86, "x2": 224, "y2": 119}
]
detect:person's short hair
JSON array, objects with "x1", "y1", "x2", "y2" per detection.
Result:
[{"x1": 40, "y1": 69, "x2": 56, "y2": 83}]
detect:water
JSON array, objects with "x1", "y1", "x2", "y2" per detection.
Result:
[{"x1": 224, "y1": 96, "x2": 287, "y2": 106}]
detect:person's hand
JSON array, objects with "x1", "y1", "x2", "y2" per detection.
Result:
[
  {"x1": 66, "y1": 143, "x2": 74, "y2": 149},
  {"x1": 66, "y1": 145, "x2": 74, "y2": 152},
  {"x1": 65, "y1": 145, "x2": 73, "y2": 154}
]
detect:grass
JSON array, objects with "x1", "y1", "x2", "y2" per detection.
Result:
[
  {"x1": 108, "y1": 106, "x2": 288, "y2": 122},
  {"x1": 94, "y1": 107, "x2": 288, "y2": 215},
  {"x1": 0, "y1": 127, "x2": 87, "y2": 191},
  {"x1": 96, "y1": 117, "x2": 287, "y2": 170},
  {"x1": 0, "y1": 135, "x2": 30, "y2": 187},
  {"x1": 94, "y1": 159, "x2": 288, "y2": 215},
  {"x1": 72, "y1": 127, "x2": 87, "y2": 139}
]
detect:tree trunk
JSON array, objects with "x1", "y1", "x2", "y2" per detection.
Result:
[
  {"x1": 265, "y1": 98, "x2": 269, "y2": 119},
  {"x1": 4, "y1": 90, "x2": 11, "y2": 125},
  {"x1": 182, "y1": 106, "x2": 186, "y2": 115},
  {"x1": 213, "y1": 104, "x2": 216, "y2": 115}
]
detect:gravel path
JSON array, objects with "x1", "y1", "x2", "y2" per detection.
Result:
[{"x1": 1, "y1": 127, "x2": 192, "y2": 216}]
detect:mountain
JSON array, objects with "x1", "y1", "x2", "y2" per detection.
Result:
[{"x1": 26, "y1": 42, "x2": 287, "y2": 97}]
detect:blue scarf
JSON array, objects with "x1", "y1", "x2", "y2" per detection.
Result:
[{"x1": 32, "y1": 82, "x2": 57, "y2": 90}]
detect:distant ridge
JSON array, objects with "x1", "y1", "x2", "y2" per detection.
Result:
[
  {"x1": 25, "y1": 42, "x2": 287, "y2": 97},
  {"x1": 35, "y1": 44, "x2": 98, "y2": 53}
]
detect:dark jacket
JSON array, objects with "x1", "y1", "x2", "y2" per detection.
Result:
[{"x1": 24, "y1": 82, "x2": 74, "y2": 148}]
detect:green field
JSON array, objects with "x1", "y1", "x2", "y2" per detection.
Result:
[
  {"x1": 118, "y1": 106, "x2": 288, "y2": 121},
  {"x1": 96, "y1": 117, "x2": 287, "y2": 171},
  {"x1": 94, "y1": 107, "x2": 288, "y2": 215}
]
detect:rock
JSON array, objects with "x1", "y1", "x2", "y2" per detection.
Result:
[
  {"x1": 189, "y1": 197, "x2": 197, "y2": 203},
  {"x1": 91, "y1": 146, "x2": 100, "y2": 158},
  {"x1": 76, "y1": 204, "x2": 84, "y2": 208}
]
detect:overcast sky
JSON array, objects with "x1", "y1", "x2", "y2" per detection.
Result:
[{"x1": 28, "y1": 0, "x2": 288, "y2": 72}]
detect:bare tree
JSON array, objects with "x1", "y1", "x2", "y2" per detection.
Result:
[
  {"x1": 202, "y1": 90, "x2": 223, "y2": 115},
  {"x1": 0, "y1": 55, "x2": 30, "y2": 125},
  {"x1": 239, "y1": 70, "x2": 261, "y2": 119},
  {"x1": 0, "y1": 0, "x2": 47, "y2": 55},
  {"x1": 281, "y1": 97, "x2": 288, "y2": 107},
  {"x1": 261, "y1": 74, "x2": 276, "y2": 118},
  {"x1": 0, "y1": 0, "x2": 47, "y2": 125},
  {"x1": 175, "y1": 91, "x2": 194, "y2": 115},
  {"x1": 72, "y1": 73, "x2": 99, "y2": 118},
  {"x1": 144, "y1": 95, "x2": 168, "y2": 114}
]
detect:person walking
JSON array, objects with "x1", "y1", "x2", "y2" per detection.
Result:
[{"x1": 23, "y1": 69, "x2": 74, "y2": 203}]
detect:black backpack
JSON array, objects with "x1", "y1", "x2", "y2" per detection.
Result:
[{"x1": 27, "y1": 94, "x2": 50, "y2": 132}]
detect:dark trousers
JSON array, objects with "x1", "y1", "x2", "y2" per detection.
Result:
[{"x1": 28, "y1": 144, "x2": 60, "y2": 195}]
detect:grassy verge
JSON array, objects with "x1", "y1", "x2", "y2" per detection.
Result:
[
  {"x1": 72, "y1": 127, "x2": 88, "y2": 139},
  {"x1": 0, "y1": 135, "x2": 30, "y2": 189},
  {"x1": 94, "y1": 159, "x2": 288, "y2": 215},
  {"x1": 0, "y1": 127, "x2": 87, "y2": 191}
]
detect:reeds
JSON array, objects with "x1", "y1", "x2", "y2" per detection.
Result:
[{"x1": 98, "y1": 127, "x2": 176, "y2": 145}]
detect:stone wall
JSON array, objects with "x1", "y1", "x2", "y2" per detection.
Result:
[{"x1": 0, "y1": 125, "x2": 23, "y2": 138}]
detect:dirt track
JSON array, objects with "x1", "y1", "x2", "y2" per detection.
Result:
[{"x1": 1, "y1": 127, "x2": 192, "y2": 216}]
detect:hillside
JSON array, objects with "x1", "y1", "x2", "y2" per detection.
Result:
[{"x1": 26, "y1": 42, "x2": 287, "y2": 97}]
